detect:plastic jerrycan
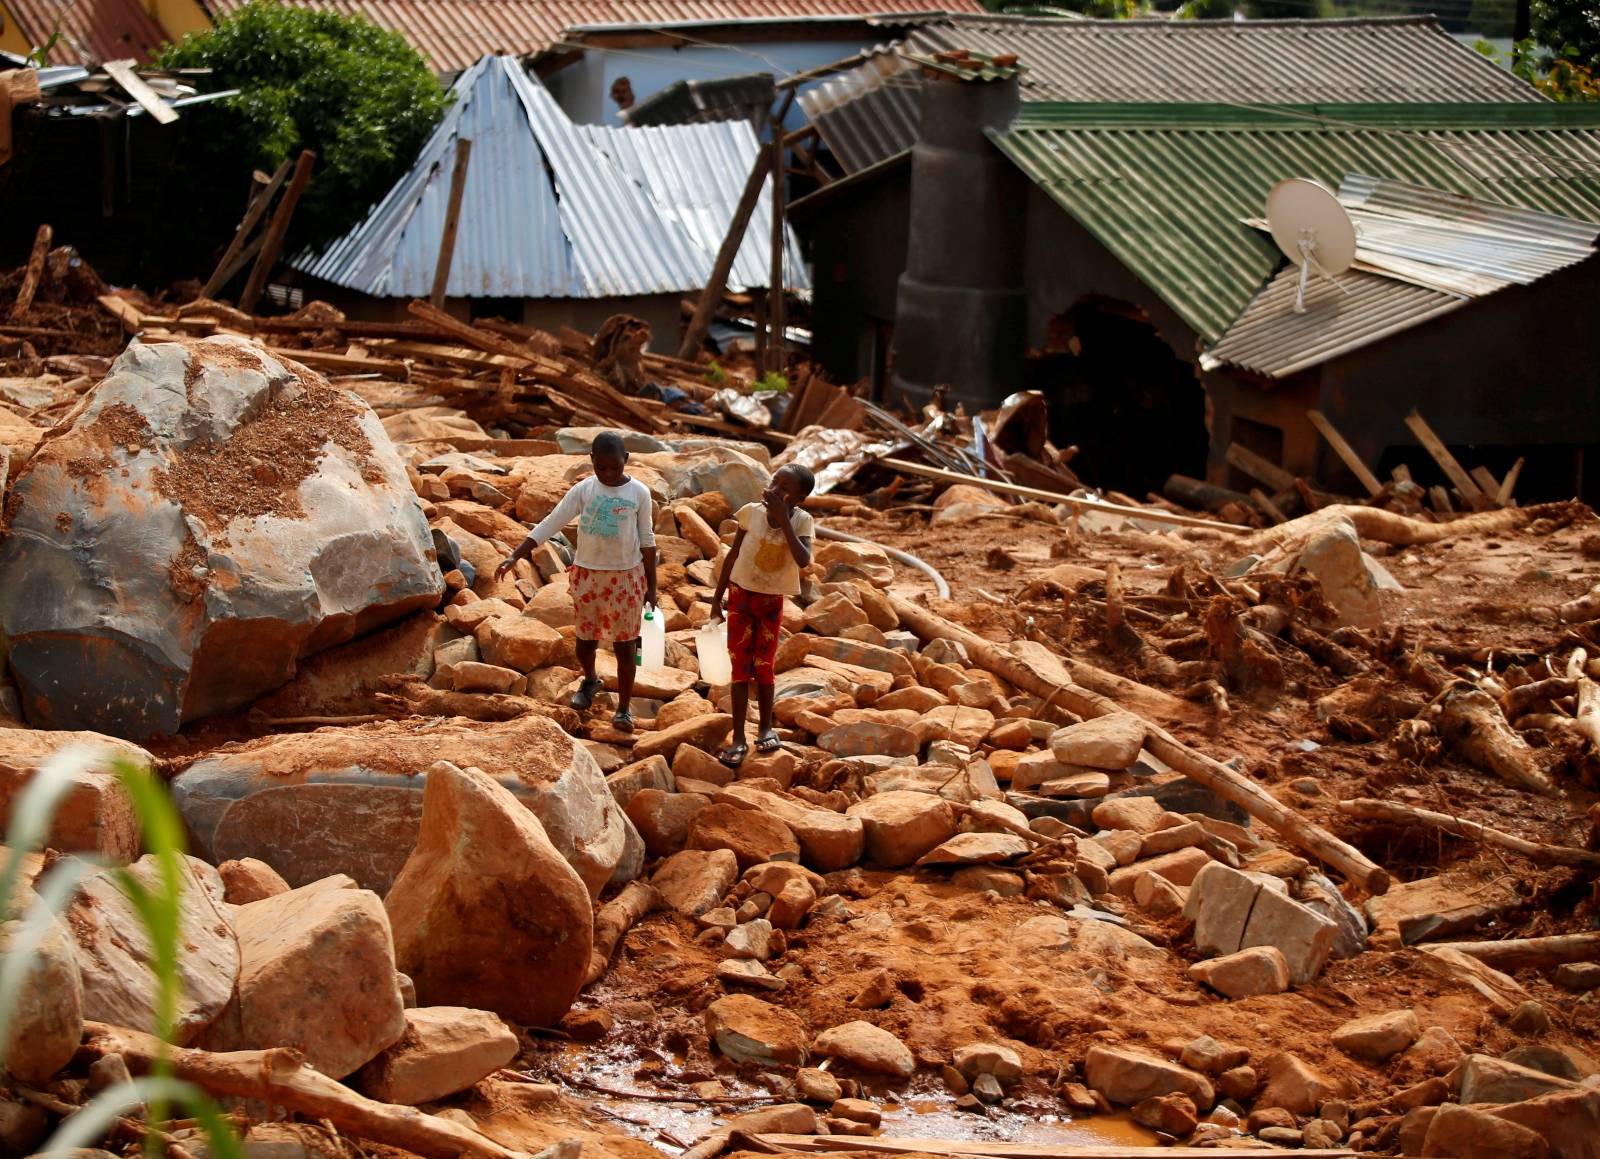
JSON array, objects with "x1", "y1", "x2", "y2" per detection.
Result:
[
  {"x1": 696, "y1": 618, "x2": 733, "y2": 686},
  {"x1": 639, "y1": 605, "x2": 666, "y2": 671}
]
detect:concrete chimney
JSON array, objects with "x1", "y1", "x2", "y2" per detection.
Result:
[{"x1": 889, "y1": 59, "x2": 1025, "y2": 411}]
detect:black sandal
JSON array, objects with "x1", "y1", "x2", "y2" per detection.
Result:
[
  {"x1": 612, "y1": 709, "x2": 634, "y2": 733},
  {"x1": 719, "y1": 742, "x2": 748, "y2": 769},
  {"x1": 755, "y1": 730, "x2": 782, "y2": 753},
  {"x1": 569, "y1": 677, "x2": 603, "y2": 711}
]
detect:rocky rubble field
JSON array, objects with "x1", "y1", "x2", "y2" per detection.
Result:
[{"x1": 0, "y1": 335, "x2": 1598, "y2": 1159}]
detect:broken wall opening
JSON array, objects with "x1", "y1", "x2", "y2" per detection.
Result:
[{"x1": 1024, "y1": 295, "x2": 1208, "y2": 499}]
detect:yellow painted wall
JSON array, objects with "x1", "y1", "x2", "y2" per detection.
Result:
[
  {"x1": 147, "y1": 0, "x2": 212, "y2": 45},
  {"x1": 0, "y1": 1, "x2": 33, "y2": 57}
]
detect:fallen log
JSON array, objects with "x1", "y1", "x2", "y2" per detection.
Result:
[
  {"x1": 1503, "y1": 676, "x2": 1577, "y2": 720},
  {"x1": 1244, "y1": 502, "x2": 1564, "y2": 557},
  {"x1": 887, "y1": 594, "x2": 1390, "y2": 894},
  {"x1": 1425, "y1": 932, "x2": 1600, "y2": 971},
  {"x1": 585, "y1": 880, "x2": 662, "y2": 986},
  {"x1": 10, "y1": 224, "x2": 52, "y2": 319},
  {"x1": 80, "y1": 1023, "x2": 553, "y2": 1159},
  {"x1": 1558, "y1": 583, "x2": 1600, "y2": 625},
  {"x1": 1437, "y1": 684, "x2": 1558, "y2": 796},
  {"x1": 1336, "y1": 799, "x2": 1600, "y2": 868}
]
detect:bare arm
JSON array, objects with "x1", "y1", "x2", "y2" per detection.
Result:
[
  {"x1": 711, "y1": 528, "x2": 746, "y2": 619},
  {"x1": 496, "y1": 481, "x2": 586, "y2": 578}
]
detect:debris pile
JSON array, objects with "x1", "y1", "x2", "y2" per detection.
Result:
[{"x1": 0, "y1": 240, "x2": 1598, "y2": 1159}]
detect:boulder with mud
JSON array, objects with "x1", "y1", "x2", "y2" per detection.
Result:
[
  {"x1": 0, "y1": 337, "x2": 442, "y2": 738},
  {"x1": 169, "y1": 715, "x2": 628, "y2": 899}
]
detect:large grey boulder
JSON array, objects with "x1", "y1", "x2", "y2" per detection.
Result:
[
  {"x1": 0, "y1": 338, "x2": 442, "y2": 738},
  {"x1": 169, "y1": 715, "x2": 629, "y2": 900}
]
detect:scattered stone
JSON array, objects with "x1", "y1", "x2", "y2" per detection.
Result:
[
  {"x1": 798, "y1": 1068, "x2": 842, "y2": 1104},
  {"x1": 1108, "y1": 846, "x2": 1212, "y2": 896},
  {"x1": 445, "y1": 660, "x2": 523, "y2": 694},
  {"x1": 634, "y1": 714, "x2": 736, "y2": 764},
  {"x1": 916, "y1": 832, "x2": 1029, "y2": 867},
  {"x1": 972, "y1": 1073, "x2": 1005, "y2": 1104},
  {"x1": 1421, "y1": 1103, "x2": 1550, "y2": 1159},
  {"x1": 725, "y1": 919, "x2": 775, "y2": 961},
  {"x1": 1083, "y1": 1045, "x2": 1214, "y2": 1107},
  {"x1": 1181, "y1": 1036, "x2": 1250, "y2": 1076},
  {"x1": 819, "y1": 722, "x2": 919, "y2": 758},
  {"x1": 0, "y1": 903, "x2": 83, "y2": 1084},
  {"x1": 384, "y1": 763, "x2": 592, "y2": 1031},
  {"x1": 768, "y1": 878, "x2": 818, "y2": 930},
  {"x1": 355, "y1": 1007, "x2": 517, "y2": 1105},
  {"x1": 1189, "y1": 946, "x2": 1290, "y2": 999},
  {"x1": 653, "y1": 849, "x2": 739, "y2": 918},
  {"x1": 1502, "y1": 1044, "x2": 1596, "y2": 1082},
  {"x1": 847, "y1": 791, "x2": 958, "y2": 868},
  {"x1": 721, "y1": 784, "x2": 865, "y2": 872},
  {"x1": 1140, "y1": 821, "x2": 1204, "y2": 858},
  {"x1": 562, "y1": 1009, "x2": 615, "y2": 1042},
  {"x1": 687, "y1": 802, "x2": 800, "y2": 870},
  {"x1": 852, "y1": 969, "x2": 896, "y2": 1009},
  {"x1": 1218, "y1": 1066, "x2": 1258, "y2": 1102},
  {"x1": 1039, "y1": 772, "x2": 1112, "y2": 799},
  {"x1": 1510, "y1": 1000, "x2": 1554, "y2": 1035},
  {"x1": 607, "y1": 755, "x2": 675, "y2": 808},
  {"x1": 1458, "y1": 1054, "x2": 1578, "y2": 1105},
  {"x1": 813, "y1": 1021, "x2": 915, "y2": 1078},
  {"x1": 1257, "y1": 1052, "x2": 1340, "y2": 1116},
  {"x1": 626, "y1": 788, "x2": 710, "y2": 858},
  {"x1": 217, "y1": 857, "x2": 291, "y2": 905},
  {"x1": 831, "y1": 1098, "x2": 883, "y2": 1127},
  {"x1": 1185, "y1": 861, "x2": 1336, "y2": 985},
  {"x1": 1131, "y1": 872, "x2": 1185, "y2": 917},
  {"x1": 705, "y1": 994, "x2": 808, "y2": 1066},
  {"x1": 204, "y1": 882, "x2": 403, "y2": 1078},
  {"x1": 1092, "y1": 829, "x2": 1146, "y2": 866},
  {"x1": 912, "y1": 705, "x2": 996, "y2": 750},
  {"x1": 0, "y1": 732, "x2": 147, "y2": 862},
  {"x1": 1333, "y1": 1009, "x2": 1421, "y2": 1063},
  {"x1": 1051, "y1": 715, "x2": 1146, "y2": 770},
  {"x1": 1405, "y1": 1026, "x2": 1465, "y2": 1076},
  {"x1": 1257, "y1": 1126, "x2": 1303, "y2": 1147},
  {"x1": 1291, "y1": 521, "x2": 1387, "y2": 631},
  {"x1": 475, "y1": 614, "x2": 561, "y2": 672},
  {"x1": 1133, "y1": 1093, "x2": 1199, "y2": 1136},
  {"x1": 951, "y1": 866, "x2": 1026, "y2": 896},
  {"x1": 1490, "y1": 1088, "x2": 1600, "y2": 1158},
  {"x1": 953, "y1": 1043, "x2": 1023, "y2": 1082},
  {"x1": 1091, "y1": 796, "x2": 1168, "y2": 834},
  {"x1": 1247, "y1": 1107, "x2": 1297, "y2": 1133},
  {"x1": 717, "y1": 959, "x2": 786, "y2": 992},
  {"x1": 1553, "y1": 962, "x2": 1600, "y2": 991},
  {"x1": 71, "y1": 854, "x2": 238, "y2": 1046}
]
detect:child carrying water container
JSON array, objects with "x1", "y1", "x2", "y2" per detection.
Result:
[
  {"x1": 496, "y1": 431, "x2": 657, "y2": 731},
  {"x1": 710, "y1": 463, "x2": 816, "y2": 767}
]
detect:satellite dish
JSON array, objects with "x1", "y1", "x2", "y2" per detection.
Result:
[{"x1": 1265, "y1": 178, "x2": 1357, "y2": 314}]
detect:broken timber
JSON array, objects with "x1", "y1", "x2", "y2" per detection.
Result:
[
  {"x1": 1336, "y1": 799, "x2": 1600, "y2": 868},
  {"x1": 430, "y1": 137, "x2": 474, "y2": 309}
]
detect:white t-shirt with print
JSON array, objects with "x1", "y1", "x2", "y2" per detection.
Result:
[
  {"x1": 730, "y1": 501, "x2": 814, "y2": 596},
  {"x1": 528, "y1": 475, "x2": 655, "y2": 570}
]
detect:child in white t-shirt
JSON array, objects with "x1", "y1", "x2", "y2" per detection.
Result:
[
  {"x1": 710, "y1": 464, "x2": 815, "y2": 766},
  {"x1": 497, "y1": 431, "x2": 657, "y2": 730}
]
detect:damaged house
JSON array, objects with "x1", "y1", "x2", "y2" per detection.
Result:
[{"x1": 789, "y1": 16, "x2": 1600, "y2": 499}]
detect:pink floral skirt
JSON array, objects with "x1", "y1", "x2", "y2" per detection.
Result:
[{"x1": 569, "y1": 563, "x2": 646, "y2": 643}]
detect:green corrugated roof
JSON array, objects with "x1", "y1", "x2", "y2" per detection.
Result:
[{"x1": 989, "y1": 102, "x2": 1600, "y2": 342}]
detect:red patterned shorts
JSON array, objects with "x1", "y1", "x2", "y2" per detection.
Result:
[
  {"x1": 727, "y1": 583, "x2": 785, "y2": 685},
  {"x1": 569, "y1": 563, "x2": 646, "y2": 643}
]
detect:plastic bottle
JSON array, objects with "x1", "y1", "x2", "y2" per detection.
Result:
[
  {"x1": 639, "y1": 605, "x2": 666, "y2": 671},
  {"x1": 695, "y1": 618, "x2": 732, "y2": 686}
]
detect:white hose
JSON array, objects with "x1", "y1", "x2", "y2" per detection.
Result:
[{"x1": 817, "y1": 525, "x2": 950, "y2": 599}]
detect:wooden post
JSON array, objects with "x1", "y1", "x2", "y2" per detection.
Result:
[
  {"x1": 9, "y1": 223, "x2": 51, "y2": 319},
  {"x1": 240, "y1": 149, "x2": 316, "y2": 313},
  {"x1": 676, "y1": 147, "x2": 772, "y2": 361},
  {"x1": 430, "y1": 137, "x2": 473, "y2": 309},
  {"x1": 1497, "y1": 457, "x2": 1525, "y2": 506},
  {"x1": 1306, "y1": 409, "x2": 1383, "y2": 498},
  {"x1": 201, "y1": 159, "x2": 292, "y2": 299},
  {"x1": 767, "y1": 116, "x2": 786, "y2": 378},
  {"x1": 1405, "y1": 409, "x2": 1491, "y2": 511}
]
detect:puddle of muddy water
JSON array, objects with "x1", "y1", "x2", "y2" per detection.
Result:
[{"x1": 529, "y1": 1047, "x2": 1159, "y2": 1152}]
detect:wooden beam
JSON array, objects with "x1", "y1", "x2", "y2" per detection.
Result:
[
  {"x1": 1470, "y1": 464, "x2": 1502, "y2": 499},
  {"x1": 103, "y1": 59, "x2": 178, "y2": 125},
  {"x1": 1225, "y1": 441, "x2": 1295, "y2": 493},
  {"x1": 676, "y1": 146, "x2": 772, "y2": 361},
  {"x1": 767, "y1": 109, "x2": 787, "y2": 377},
  {"x1": 1307, "y1": 409, "x2": 1383, "y2": 498},
  {"x1": 240, "y1": 149, "x2": 316, "y2": 313},
  {"x1": 1250, "y1": 487, "x2": 1288, "y2": 525},
  {"x1": 1497, "y1": 457, "x2": 1525, "y2": 506},
  {"x1": 9, "y1": 223, "x2": 51, "y2": 319},
  {"x1": 1405, "y1": 409, "x2": 1491, "y2": 511},
  {"x1": 430, "y1": 137, "x2": 473, "y2": 309},
  {"x1": 201, "y1": 158, "x2": 292, "y2": 299},
  {"x1": 265, "y1": 346, "x2": 411, "y2": 378}
]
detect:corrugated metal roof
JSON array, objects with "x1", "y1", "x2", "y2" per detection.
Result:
[
  {"x1": 199, "y1": 0, "x2": 981, "y2": 71},
  {"x1": 622, "y1": 72, "x2": 775, "y2": 126},
  {"x1": 1206, "y1": 173, "x2": 1598, "y2": 378},
  {"x1": 298, "y1": 56, "x2": 808, "y2": 300},
  {"x1": 797, "y1": 50, "x2": 919, "y2": 173},
  {"x1": 2, "y1": 0, "x2": 166, "y2": 64},
  {"x1": 910, "y1": 15, "x2": 1542, "y2": 105},
  {"x1": 990, "y1": 102, "x2": 1600, "y2": 345},
  {"x1": 580, "y1": 118, "x2": 810, "y2": 291}
]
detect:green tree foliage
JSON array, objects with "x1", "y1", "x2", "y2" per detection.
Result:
[
  {"x1": 1241, "y1": 0, "x2": 1334, "y2": 17},
  {"x1": 1532, "y1": 0, "x2": 1600, "y2": 71},
  {"x1": 158, "y1": 2, "x2": 448, "y2": 249},
  {"x1": 1175, "y1": 0, "x2": 1238, "y2": 18}
]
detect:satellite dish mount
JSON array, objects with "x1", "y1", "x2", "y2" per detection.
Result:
[{"x1": 1265, "y1": 178, "x2": 1357, "y2": 314}]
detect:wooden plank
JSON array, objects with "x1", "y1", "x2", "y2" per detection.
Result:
[
  {"x1": 103, "y1": 60, "x2": 178, "y2": 125},
  {"x1": 240, "y1": 149, "x2": 316, "y2": 312},
  {"x1": 9, "y1": 223, "x2": 52, "y2": 319},
  {"x1": 1497, "y1": 457, "x2": 1525, "y2": 506},
  {"x1": 1405, "y1": 409, "x2": 1490, "y2": 511},
  {"x1": 1430, "y1": 485, "x2": 1455, "y2": 514},
  {"x1": 201, "y1": 158, "x2": 292, "y2": 299},
  {"x1": 1306, "y1": 409, "x2": 1382, "y2": 497},
  {"x1": 1470, "y1": 464, "x2": 1502, "y2": 500},
  {"x1": 97, "y1": 294, "x2": 147, "y2": 333},
  {"x1": 756, "y1": 1135, "x2": 1355, "y2": 1159},
  {"x1": 430, "y1": 137, "x2": 473, "y2": 309},
  {"x1": 677, "y1": 144, "x2": 772, "y2": 360},
  {"x1": 1224, "y1": 441, "x2": 1296, "y2": 492},
  {"x1": 767, "y1": 111, "x2": 787, "y2": 377},
  {"x1": 1250, "y1": 487, "x2": 1288, "y2": 525},
  {"x1": 265, "y1": 346, "x2": 410, "y2": 378}
]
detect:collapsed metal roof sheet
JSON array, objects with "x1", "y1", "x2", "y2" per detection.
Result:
[
  {"x1": 1204, "y1": 172, "x2": 1599, "y2": 379},
  {"x1": 199, "y1": 0, "x2": 981, "y2": 72},
  {"x1": 580, "y1": 118, "x2": 810, "y2": 291},
  {"x1": 989, "y1": 102, "x2": 1600, "y2": 346},
  {"x1": 797, "y1": 50, "x2": 920, "y2": 173},
  {"x1": 299, "y1": 56, "x2": 806, "y2": 300},
  {"x1": 621, "y1": 72, "x2": 775, "y2": 127}
]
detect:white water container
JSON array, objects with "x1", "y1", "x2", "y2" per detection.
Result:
[
  {"x1": 695, "y1": 618, "x2": 732, "y2": 686},
  {"x1": 640, "y1": 605, "x2": 666, "y2": 671}
]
